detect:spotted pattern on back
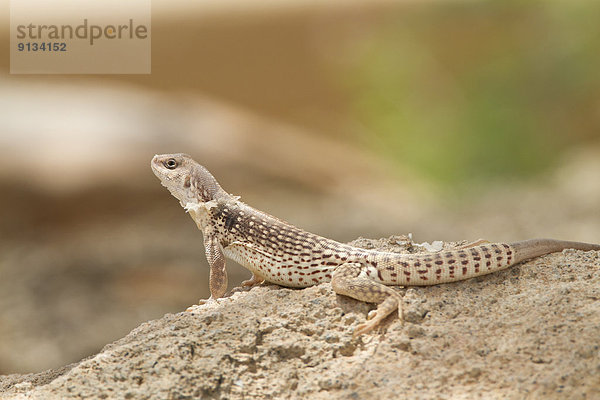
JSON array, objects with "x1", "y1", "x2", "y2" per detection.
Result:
[
  {"x1": 213, "y1": 201, "x2": 365, "y2": 288},
  {"x1": 208, "y1": 199, "x2": 516, "y2": 288}
]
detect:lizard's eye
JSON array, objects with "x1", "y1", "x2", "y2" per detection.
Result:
[{"x1": 164, "y1": 158, "x2": 178, "y2": 169}]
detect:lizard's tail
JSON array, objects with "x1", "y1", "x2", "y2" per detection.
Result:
[{"x1": 510, "y1": 238, "x2": 600, "y2": 264}]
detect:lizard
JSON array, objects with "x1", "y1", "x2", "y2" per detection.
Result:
[{"x1": 151, "y1": 153, "x2": 600, "y2": 336}]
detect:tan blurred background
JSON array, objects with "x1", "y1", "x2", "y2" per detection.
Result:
[{"x1": 1, "y1": 1, "x2": 599, "y2": 374}]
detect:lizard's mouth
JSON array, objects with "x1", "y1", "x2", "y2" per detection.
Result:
[{"x1": 150, "y1": 155, "x2": 182, "y2": 201}]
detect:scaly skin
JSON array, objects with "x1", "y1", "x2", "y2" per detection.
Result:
[{"x1": 151, "y1": 153, "x2": 600, "y2": 336}]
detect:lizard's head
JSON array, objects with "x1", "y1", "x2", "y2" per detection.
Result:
[{"x1": 151, "y1": 153, "x2": 227, "y2": 206}]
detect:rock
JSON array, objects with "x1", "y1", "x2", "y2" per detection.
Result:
[{"x1": 1, "y1": 240, "x2": 599, "y2": 399}]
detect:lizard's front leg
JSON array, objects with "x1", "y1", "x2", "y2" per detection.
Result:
[
  {"x1": 200, "y1": 233, "x2": 228, "y2": 303},
  {"x1": 331, "y1": 263, "x2": 403, "y2": 337}
]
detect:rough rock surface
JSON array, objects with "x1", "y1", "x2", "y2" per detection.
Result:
[{"x1": 2, "y1": 236, "x2": 599, "y2": 399}]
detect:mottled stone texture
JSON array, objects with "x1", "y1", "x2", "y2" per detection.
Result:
[{"x1": 1, "y1": 239, "x2": 599, "y2": 399}]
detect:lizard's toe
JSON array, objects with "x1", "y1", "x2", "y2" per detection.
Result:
[
  {"x1": 241, "y1": 278, "x2": 265, "y2": 287},
  {"x1": 354, "y1": 320, "x2": 379, "y2": 337},
  {"x1": 367, "y1": 310, "x2": 378, "y2": 320},
  {"x1": 189, "y1": 297, "x2": 217, "y2": 309}
]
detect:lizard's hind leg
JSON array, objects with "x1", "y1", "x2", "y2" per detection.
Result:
[{"x1": 331, "y1": 263, "x2": 403, "y2": 337}]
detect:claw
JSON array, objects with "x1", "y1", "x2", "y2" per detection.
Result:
[{"x1": 186, "y1": 296, "x2": 216, "y2": 311}]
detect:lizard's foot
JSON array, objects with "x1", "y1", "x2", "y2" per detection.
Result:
[
  {"x1": 241, "y1": 273, "x2": 265, "y2": 287},
  {"x1": 186, "y1": 297, "x2": 217, "y2": 311},
  {"x1": 353, "y1": 310, "x2": 386, "y2": 336},
  {"x1": 331, "y1": 262, "x2": 403, "y2": 337},
  {"x1": 353, "y1": 296, "x2": 403, "y2": 338},
  {"x1": 354, "y1": 319, "x2": 381, "y2": 337}
]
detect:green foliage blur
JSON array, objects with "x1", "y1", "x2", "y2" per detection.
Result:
[{"x1": 347, "y1": 2, "x2": 600, "y2": 187}]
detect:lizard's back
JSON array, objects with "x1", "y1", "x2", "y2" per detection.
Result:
[
  {"x1": 211, "y1": 199, "x2": 374, "y2": 287},
  {"x1": 208, "y1": 199, "x2": 519, "y2": 288}
]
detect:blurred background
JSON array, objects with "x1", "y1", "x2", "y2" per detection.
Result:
[{"x1": 1, "y1": 0, "x2": 599, "y2": 374}]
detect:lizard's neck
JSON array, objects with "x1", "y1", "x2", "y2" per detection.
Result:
[
  {"x1": 184, "y1": 195, "x2": 241, "y2": 232},
  {"x1": 184, "y1": 199, "x2": 221, "y2": 231}
]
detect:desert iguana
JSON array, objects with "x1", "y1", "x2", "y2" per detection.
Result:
[{"x1": 151, "y1": 153, "x2": 600, "y2": 336}]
